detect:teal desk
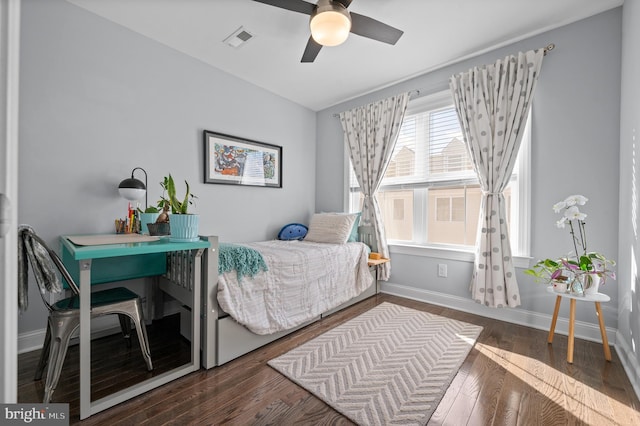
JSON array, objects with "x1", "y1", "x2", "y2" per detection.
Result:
[{"x1": 60, "y1": 234, "x2": 210, "y2": 420}]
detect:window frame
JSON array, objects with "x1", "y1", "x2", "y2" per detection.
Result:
[{"x1": 343, "y1": 90, "x2": 531, "y2": 267}]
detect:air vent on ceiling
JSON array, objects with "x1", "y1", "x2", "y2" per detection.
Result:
[{"x1": 223, "y1": 27, "x2": 255, "y2": 49}]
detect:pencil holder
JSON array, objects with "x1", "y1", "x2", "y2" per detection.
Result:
[{"x1": 115, "y1": 218, "x2": 139, "y2": 234}]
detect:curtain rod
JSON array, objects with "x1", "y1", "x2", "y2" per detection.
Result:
[{"x1": 332, "y1": 43, "x2": 554, "y2": 118}]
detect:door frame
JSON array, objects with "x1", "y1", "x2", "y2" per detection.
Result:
[{"x1": 0, "y1": 0, "x2": 21, "y2": 404}]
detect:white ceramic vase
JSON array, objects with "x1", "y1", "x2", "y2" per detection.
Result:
[{"x1": 582, "y1": 273, "x2": 601, "y2": 296}]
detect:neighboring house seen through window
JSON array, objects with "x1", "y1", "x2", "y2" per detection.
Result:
[{"x1": 347, "y1": 90, "x2": 529, "y2": 256}]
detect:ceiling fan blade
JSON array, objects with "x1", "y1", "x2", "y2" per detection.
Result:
[
  {"x1": 349, "y1": 12, "x2": 404, "y2": 45},
  {"x1": 301, "y1": 36, "x2": 322, "y2": 62},
  {"x1": 252, "y1": 0, "x2": 315, "y2": 15},
  {"x1": 334, "y1": 0, "x2": 353, "y2": 8}
]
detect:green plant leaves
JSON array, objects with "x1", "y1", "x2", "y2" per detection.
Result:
[{"x1": 158, "y1": 174, "x2": 196, "y2": 214}]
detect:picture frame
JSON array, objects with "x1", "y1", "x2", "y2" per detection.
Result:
[{"x1": 203, "y1": 130, "x2": 282, "y2": 188}]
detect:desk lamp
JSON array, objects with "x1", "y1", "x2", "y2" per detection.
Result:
[{"x1": 118, "y1": 167, "x2": 147, "y2": 209}]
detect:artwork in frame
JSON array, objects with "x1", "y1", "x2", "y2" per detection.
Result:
[{"x1": 203, "y1": 130, "x2": 282, "y2": 188}]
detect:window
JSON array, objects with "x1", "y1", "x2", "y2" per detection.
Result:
[
  {"x1": 347, "y1": 90, "x2": 530, "y2": 256},
  {"x1": 436, "y1": 196, "x2": 465, "y2": 222}
]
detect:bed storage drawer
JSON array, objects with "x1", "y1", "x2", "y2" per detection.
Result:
[{"x1": 217, "y1": 315, "x2": 320, "y2": 365}]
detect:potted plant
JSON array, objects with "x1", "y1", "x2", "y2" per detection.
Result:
[
  {"x1": 525, "y1": 253, "x2": 615, "y2": 294},
  {"x1": 525, "y1": 257, "x2": 572, "y2": 293},
  {"x1": 525, "y1": 195, "x2": 616, "y2": 295},
  {"x1": 158, "y1": 174, "x2": 199, "y2": 242}
]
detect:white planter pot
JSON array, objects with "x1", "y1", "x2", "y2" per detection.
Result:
[
  {"x1": 169, "y1": 214, "x2": 200, "y2": 242},
  {"x1": 582, "y1": 273, "x2": 601, "y2": 296},
  {"x1": 552, "y1": 281, "x2": 568, "y2": 293}
]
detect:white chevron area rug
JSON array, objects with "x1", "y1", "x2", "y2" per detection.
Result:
[{"x1": 268, "y1": 302, "x2": 483, "y2": 425}]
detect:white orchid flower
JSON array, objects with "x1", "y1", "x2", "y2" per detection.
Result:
[
  {"x1": 564, "y1": 206, "x2": 587, "y2": 221},
  {"x1": 564, "y1": 194, "x2": 588, "y2": 207},
  {"x1": 553, "y1": 201, "x2": 567, "y2": 213},
  {"x1": 556, "y1": 217, "x2": 567, "y2": 228}
]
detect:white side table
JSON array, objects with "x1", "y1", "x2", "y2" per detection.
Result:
[{"x1": 546, "y1": 286, "x2": 611, "y2": 363}]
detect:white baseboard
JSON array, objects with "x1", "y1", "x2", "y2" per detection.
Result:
[
  {"x1": 18, "y1": 328, "x2": 48, "y2": 355},
  {"x1": 614, "y1": 331, "x2": 640, "y2": 401},
  {"x1": 381, "y1": 282, "x2": 617, "y2": 345}
]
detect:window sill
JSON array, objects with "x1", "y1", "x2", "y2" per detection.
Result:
[{"x1": 388, "y1": 243, "x2": 532, "y2": 269}]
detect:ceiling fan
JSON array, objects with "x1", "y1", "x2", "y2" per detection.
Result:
[{"x1": 252, "y1": 0, "x2": 404, "y2": 63}]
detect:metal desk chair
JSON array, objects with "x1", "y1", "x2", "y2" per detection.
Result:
[{"x1": 19, "y1": 227, "x2": 153, "y2": 403}]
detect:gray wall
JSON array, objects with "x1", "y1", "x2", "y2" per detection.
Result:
[
  {"x1": 316, "y1": 10, "x2": 621, "y2": 328},
  {"x1": 617, "y1": 0, "x2": 640, "y2": 397},
  {"x1": 18, "y1": 0, "x2": 316, "y2": 334}
]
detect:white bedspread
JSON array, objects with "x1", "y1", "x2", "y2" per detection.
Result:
[{"x1": 217, "y1": 240, "x2": 373, "y2": 335}]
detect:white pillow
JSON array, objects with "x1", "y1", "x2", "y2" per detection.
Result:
[{"x1": 304, "y1": 213, "x2": 357, "y2": 244}]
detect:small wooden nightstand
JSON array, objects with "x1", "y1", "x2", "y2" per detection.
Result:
[{"x1": 368, "y1": 257, "x2": 390, "y2": 293}]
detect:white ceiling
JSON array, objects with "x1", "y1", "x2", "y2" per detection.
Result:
[{"x1": 66, "y1": 0, "x2": 623, "y2": 111}]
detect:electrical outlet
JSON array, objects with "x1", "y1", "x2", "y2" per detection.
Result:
[{"x1": 438, "y1": 263, "x2": 448, "y2": 278}]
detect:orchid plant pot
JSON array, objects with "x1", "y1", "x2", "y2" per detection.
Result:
[{"x1": 582, "y1": 272, "x2": 601, "y2": 296}]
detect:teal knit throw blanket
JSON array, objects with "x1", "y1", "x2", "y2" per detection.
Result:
[{"x1": 218, "y1": 243, "x2": 268, "y2": 280}]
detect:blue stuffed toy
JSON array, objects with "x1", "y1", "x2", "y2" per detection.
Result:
[{"x1": 277, "y1": 223, "x2": 308, "y2": 241}]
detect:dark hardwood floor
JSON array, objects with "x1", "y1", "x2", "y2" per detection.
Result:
[{"x1": 18, "y1": 294, "x2": 640, "y2": 425}]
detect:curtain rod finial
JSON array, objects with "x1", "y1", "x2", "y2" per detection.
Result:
[{"x1": 544, "y1": 43, "x2": 555, "y2": 55}]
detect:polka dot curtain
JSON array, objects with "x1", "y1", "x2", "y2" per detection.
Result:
[
  {"x1": 339, "y1": 92, "x2": 410, "y2": 281},
  {"x1": 449, "y1": 49, "x2": 545, "y2": 308}
]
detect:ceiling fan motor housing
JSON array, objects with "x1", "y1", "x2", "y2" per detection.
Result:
[{"x1": 309, "y1": 0, "x2": 352, "y2": 46}]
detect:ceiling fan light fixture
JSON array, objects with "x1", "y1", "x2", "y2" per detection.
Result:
[{"x1": 309, "y1": 1, "x2": 351, "y2": 47}]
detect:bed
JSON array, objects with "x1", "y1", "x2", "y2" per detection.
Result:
[{"x1": 157, "y1": 218, "x2": 378, "y2": 369}]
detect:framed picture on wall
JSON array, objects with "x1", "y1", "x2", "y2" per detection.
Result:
[{"x1": 203, "y1": 130, "x2": 282, "y2": 188}]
